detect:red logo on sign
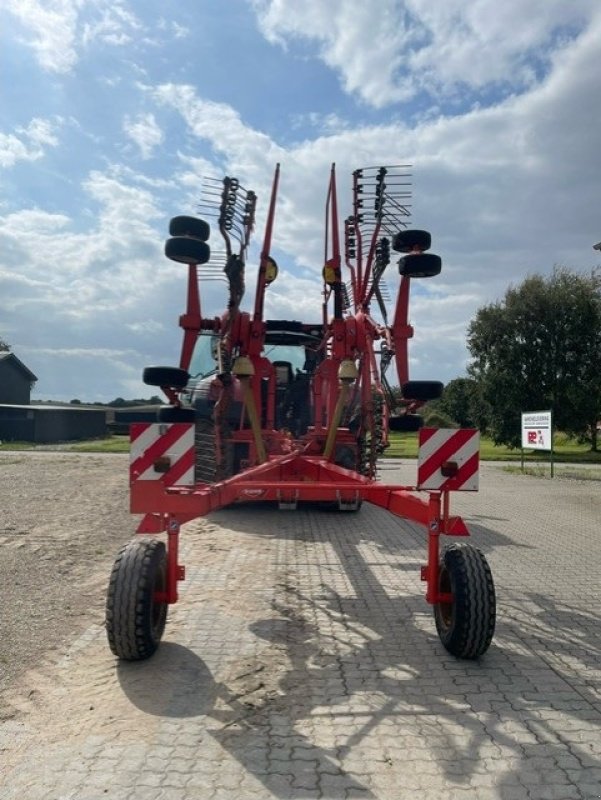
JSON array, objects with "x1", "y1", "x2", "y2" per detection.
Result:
[{"x1": 527, "y1": 431, "x2": 537, "y2": 444}]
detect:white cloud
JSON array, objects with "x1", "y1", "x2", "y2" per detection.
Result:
[
  {"x1": 251, "y1": 0, "x2": 599, "y2": 107},
  {"x1": 0, "y1": 167, "x2": 180, "y2": 399},
  {"x1": 0, "y1": 117, "x2": 61, "y2": 168},
  {"x1": 4, "y1": 0, "x2": 82, "y2": 73},
  {"x1": 81, "y1": 4, "x2": 141, "y2": 47},
  {"x1": 4, "y1": 0, "x2": 143, "y2": 74},
  {"x1": 123, "y1": 112, "x2": 164, "y2": 159}
]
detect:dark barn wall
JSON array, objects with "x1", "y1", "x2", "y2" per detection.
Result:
[
  {"x1": 0, "y1": 361, "x2": 32, "y2": 405},
  {"x1": 0, "y1": 406, "x2": 107, "y2": 443}
]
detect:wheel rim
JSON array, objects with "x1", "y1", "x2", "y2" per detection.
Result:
[{"x1": 437, "y1": 566, "x2": 454, "y2": 631}]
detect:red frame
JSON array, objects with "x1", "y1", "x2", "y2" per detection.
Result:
[{"x1": 137, "y1": 164, "x2": 474, "y2": 610}]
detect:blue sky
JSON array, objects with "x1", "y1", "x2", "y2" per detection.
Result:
[{"x1": 1, "y1": 0, "x2": 600, "y2": 402}]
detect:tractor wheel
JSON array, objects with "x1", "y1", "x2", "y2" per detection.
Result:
[
  {"x1": 398, "y1": 252, "x2": 441, "y2": 278},
  {"x1": 393, "y1": 229, "x2": 431, "y2": 253},
  {"x1": 169, "y1": 215, "x2": 210, "y2": 241},
  {"x1": 389, "y1": 414, "x2": 424, "y2": 432},
  {"x1": 158, "y1": 405, "x2": 196, "y2": 422},
  {"x1": 106, "y1": 538, "x2": 168, "y2": 661},
  {"x1": 434, "y1": 543, "x2": 496, "y2": 659},
  {"x1": 165, "y1": 236, "x2": 210, "y2": 265},
  {"x1": 143, "y1": 366, "x2": 190, "y2": 388},
  {"x1": 402, "y1": 380, "x2": 444, "y2": 401}
]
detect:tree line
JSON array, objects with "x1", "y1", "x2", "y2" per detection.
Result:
[{"x1": 429, "y1": 267, "x2": 601, "y2": 451}]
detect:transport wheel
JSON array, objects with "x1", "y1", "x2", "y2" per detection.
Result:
[
  {"x1": 165, "y1": 236, "x2": 210, "y2": 264},
  {"x1": 434, "y1": 543, "x2": 496, "y2": 659},
  {"x1": 143, "y1": 366, "x2": 190, "y2": 388},
  {"x1": 398, "y1": 252, "x2": 441, "y2": 278},
  {"x1": 157, "y1": 405, "x2": 196, "y2": 422},
  {"x1": 169, "y1": 215, "x2": 210, "y2": 241},
  {"x1": 106, "y1": 538, "x2": 168, "y2": 661},
  {"x1": 392, "y1": 229, "x2": 431, "y2": 253},
  {"x1": 402, "y1": 380, "x2": 444, "y2": 401}
]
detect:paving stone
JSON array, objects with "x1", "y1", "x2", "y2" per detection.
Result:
[{"x1": 2, "y1": 466, "x2": 601, "y2": 799}]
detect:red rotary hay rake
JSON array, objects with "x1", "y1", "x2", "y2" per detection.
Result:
[{"x1": 105, "y1": 164, "x2": 495, "y2": 662}]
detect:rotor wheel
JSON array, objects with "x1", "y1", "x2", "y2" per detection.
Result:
[
  {"x1": 106, "y1": 538, "x2": 168, "y2": 661},
  {"x1": 434, "y1": 543, "x2": 496, "y2": 659}
]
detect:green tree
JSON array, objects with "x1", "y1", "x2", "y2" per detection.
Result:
[
  {"x1": 467, "y1": 267, "x2": 601, "y2": 450},
  {"x1": 438, "y1": 378, "x2": 479, "y2": 428}
]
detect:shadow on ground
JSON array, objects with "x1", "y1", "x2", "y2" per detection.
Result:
[{"x1": 118, "y1": 502, "x2": 600, "y2": 798}]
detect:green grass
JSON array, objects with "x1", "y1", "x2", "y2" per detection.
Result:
[
  {"x1": 503, "y1": 465, "x2": 601, "y2": 481},
  {"x1": 0, "y1": 441, "x2": 36, "y2": 451},
  {"x1": 64, "y1": 436, "x2": 130, "y2": 452},
  {"x1": 0, "y1": 436, "x2": 130, "y2": 453},
  {"x1": 384, "y1": 431, "x2": 601, "y2": 464},
  {"x1": 2, "y1": 431, "x2": 600, "y2": 464}
]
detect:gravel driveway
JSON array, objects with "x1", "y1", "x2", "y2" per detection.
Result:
[{"x1": 0, "y1": 452, "x2": 134, "y2": 694}]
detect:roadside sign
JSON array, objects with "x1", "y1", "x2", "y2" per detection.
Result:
[{"x1": 521, "y1": 411, "x2": 552, "y2": 450}]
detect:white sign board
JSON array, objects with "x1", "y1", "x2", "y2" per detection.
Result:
[{"x1": 521, "y1": 410, "x2": 552, "y2": 450}]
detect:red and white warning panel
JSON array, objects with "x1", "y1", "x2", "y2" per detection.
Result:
[
  {"x1": 130, "y1": 423, "x2": 195, "y2": 487},
  {"x1": 417, "y1": 428, "x2": 480, "y2": 491}
]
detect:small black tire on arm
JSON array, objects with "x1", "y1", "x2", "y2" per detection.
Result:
[
  {"x1": 169, "y1": 215, "x2": 210, "y2": 241},
  {"x1": 398, "y1": 252, "x2": 441, "y2": 278},
  {"x1": 389, "y1": 414, "x2": 424, "y2": 432},
  {"x1": 105, "y1": 538, "x2": 168, "y2": 661},
  {"x1": 158, "y1": 406, "x2": 196, "y2": 422},
  {"x1": 165, "y1": 236, "x2": 210, "y2": 264},
  {"x1": 434, "y1": 543, "x2": 496, "y2": 659},
  {"x1": 143, "y1": 366, "x2": 190, "y2": 388},
  {"x1": 402, "y1": 380, "x2": 444, "y2": 401},
  {"x1": 392, "y1": 229, "x2": 431, "y2": 253}
]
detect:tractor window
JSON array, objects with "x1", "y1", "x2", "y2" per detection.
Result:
[
  {"x1": 263, "y1": 344, "x2": 307, "y2": 374},
  {"x1": 189, "y1": 333, "x2": 218, "y2": 379}
]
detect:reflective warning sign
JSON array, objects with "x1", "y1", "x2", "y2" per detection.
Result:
[{"x1": 521, "y1": 411, "x2": 552, "y2": 450}]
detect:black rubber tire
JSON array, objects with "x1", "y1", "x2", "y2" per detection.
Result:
[
  {"x1": 434, "y1": 543, "x2": 496, "y2": 659},
  {"x1": 165, "y1": 236, "x2": 210, "y2": 265},
  {"x1": 169, "y1": 215, "x2": 210, "y2": 241},
  {"x1": 398, "y1": 252, "x2": 441, "y2": 278},
  {"x1": 143, "y1": 366, "x2": 190, "y2": 388},
  {"x1": 106, "y1": 538, "x2": 168, "y2": 661},
  {"x1": 389, "y1": 414, "x2": 424, "y2": 432},
  {"x1": 393, "y1": 229, "x2": 431, "y2": 253},
  {"x1": 402, "y1": 380, "x2": 444, "y2": 401},
  {"x1": 158, "y1": 405, "x2": 196, "y2": 422}
]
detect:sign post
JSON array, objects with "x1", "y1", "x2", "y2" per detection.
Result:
[{"x1": 521, "y1": 410, "x2": 554, "y2": 477}]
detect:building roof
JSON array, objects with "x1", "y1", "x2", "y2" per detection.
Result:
[{"x1": 0, "y1": 352, "x2": 38, "y2": 382}]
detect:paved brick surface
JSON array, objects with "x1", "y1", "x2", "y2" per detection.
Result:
[{"x1": 1, "y1": 463, "x2": 600, "y2": 799}]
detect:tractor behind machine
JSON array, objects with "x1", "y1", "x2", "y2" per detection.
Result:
[{"x1": 105, "y1": 163, "x2": 496, "y2": 663}]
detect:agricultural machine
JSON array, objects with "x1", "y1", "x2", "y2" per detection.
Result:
[{"x1": 106, "y1": 164, "x2": 496, "y2": 663}]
